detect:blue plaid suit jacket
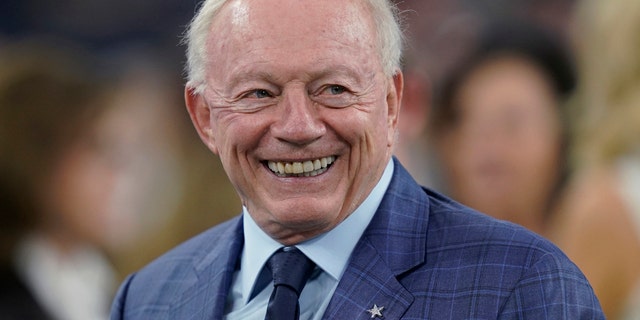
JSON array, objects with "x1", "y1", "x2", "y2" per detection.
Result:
[{"x1": 111, "y1": 159, "x2": 603, "y2": 319}]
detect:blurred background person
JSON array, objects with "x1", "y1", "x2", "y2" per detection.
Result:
[
  {"x1": 96, "y1": 47, "x2": 241, "y2": 276},
  {"x1": 392, "y1": 0, "x2": 479, "y2": 188},
  {"x1": 1, "y1": 1, "x2": 243, "y2": 315},
  {"x1": 0, "y1": 39, "x2": 241, "y2": 319},
  {"x1": 0, "y1": 40, "x2": 118, "y2": 319},
  {"x1": 393, "y1": 0, "x2": 577, "y2": 190},
  {"x1": 426, "y1": 21, "x2": 576, "y2": 235},
  {"x1": 548, "y1": 0, "x2": 640, "y2": 318}
]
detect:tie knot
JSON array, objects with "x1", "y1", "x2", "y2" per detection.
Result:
[{"x1": 267, "y1": 247, "x2": 315, "y2": 295}]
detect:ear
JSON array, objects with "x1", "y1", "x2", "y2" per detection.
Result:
[
  {"x1": 386, "y1": 70, "x2": 404, "y2": 147},
  {"x1": 185, "y1": 86, "x2": 219, "y2": 155}
]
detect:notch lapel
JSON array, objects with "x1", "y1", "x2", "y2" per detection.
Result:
[
  {"x1": 323, "y1": 159, "x2": 430, "y2": 319},
  {"x1": 321, "y1": 240, "x2": 414, "y2": 319}
]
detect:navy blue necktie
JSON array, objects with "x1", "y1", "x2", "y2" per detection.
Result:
[{"x1": 265, "y1": 247, "x2": 315, "y2": 320}]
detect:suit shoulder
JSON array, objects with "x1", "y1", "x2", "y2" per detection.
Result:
[
  {"x1": 140, "y1": 216, "x2": 240, "y2": 275},
  {"x1": 410, "y1": 189, "x2": 602, "y2": 318},
  {"x1": 112, "y1": 216, "x2": 242, "y2": 317},
  {"x1": 424, "y1": 188, "x2": 574, "y2": 269},
  {"x1": 125, "y1": 216, "x2": 241, "y2": 291}
]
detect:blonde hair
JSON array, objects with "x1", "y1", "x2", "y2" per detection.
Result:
[
  {"x1": 183, "y1": 0, "x2": 404, "y2": 93},
  {"x1": 570, "y1": 0, "x2": 640, "y2": 166}
]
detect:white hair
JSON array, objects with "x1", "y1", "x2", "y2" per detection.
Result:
[{"x1": 184, "y1": 0, "x2": 404, "y2": 93}]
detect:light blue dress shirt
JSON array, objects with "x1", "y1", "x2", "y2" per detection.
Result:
[{"x1": 223, "y1": 160, "x2": 394, "y2": 320}]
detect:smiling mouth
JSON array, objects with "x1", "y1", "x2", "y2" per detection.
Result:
[{"x1": 266, "y1": 156, "x2": 336, "y2": 177}]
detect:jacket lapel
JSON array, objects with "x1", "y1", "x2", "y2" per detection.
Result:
[
  {"x1": 321, "y1": 240, "x2": 415, "y2": 319},
  {"x1": 323, "y1": 159, "x2": 430, "y2": 319},
  {"x1": 168, "y1": 217, "x2": 245, "y2": 320}
]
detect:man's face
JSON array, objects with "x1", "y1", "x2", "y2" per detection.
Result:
[{"x1": 186, "y1": 0, "x2": 402, "y2": 244}]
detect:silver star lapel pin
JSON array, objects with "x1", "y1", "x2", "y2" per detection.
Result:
[{"x1": 366, "y1": 304, "x2": 384, "y2": 318}]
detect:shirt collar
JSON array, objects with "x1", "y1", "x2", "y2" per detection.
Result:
[{"x1": 240, "y1": 159, "x2": 394, "y2": 304}]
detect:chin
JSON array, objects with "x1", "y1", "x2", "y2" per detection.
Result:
[{"x1": 270, "y1": 204, "x2": 338, "y2": 227}]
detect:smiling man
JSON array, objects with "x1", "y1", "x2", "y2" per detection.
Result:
[{"x1": 110, "y1": 0, "x2": 603, "y2": 319}]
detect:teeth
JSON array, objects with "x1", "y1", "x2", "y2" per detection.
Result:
[
  {"x1": 267, "y1": 156, "x2": 335, "y2": 177},
  {"x1": 277, "y1": 162, "x2": 285, "y2": 174},
  {"x1": 292, "y1": 162, "x2": 303, "y2": 174},
  {"x1": 303, "y1": 161, "x2": 314, "y2": 172}
]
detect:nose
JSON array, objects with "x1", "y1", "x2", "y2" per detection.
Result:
[{"x1": 271, "y1": 87, "x2": 326, "y2": 146}]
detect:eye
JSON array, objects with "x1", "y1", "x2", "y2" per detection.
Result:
[
  {"x1": 326, "y1": 85, "x2": 347, "y2": 95},
  {"x1": 245, "y1": 89, "x2": 273, "y2": 99}
]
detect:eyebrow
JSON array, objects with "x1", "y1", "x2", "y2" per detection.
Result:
[
  {"x1": 225, "y1": 60, "x2": 376, "y2": 89},
  {"x1": 313, "y1": 65, "x2": 361, "y2": 81},
  {"x1": 226, "y1": 64, "x2": 277, "y2": 88},
  {"x1": 313, "y1": 57, "x2": 381, "y2": 82}
]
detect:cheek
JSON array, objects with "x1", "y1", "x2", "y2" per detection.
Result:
[
  {"x1": 51, "y1": 153, "x2": 116, "y2": 235},
  {"x1": 330, "y1": 107, "x2": 386, "y2": 149},
  {"x1": 440, "y1": 133, "x2": 468, "y2": 166},
  {"x1": 522, "y1": 143, "x2": 562, "y2": 178},
  {"x1": 210, "y1": 113, "x2": 251, "y2": 156},
  {"x1": 210, "y1": 113, "x2": 268, "y2": 178},
  {"x1": 368, "y1": 103, "x2": 396, "y2": 146},
  {"x1": 518, "y1": 126, "x2": 562, "y2": 165}
]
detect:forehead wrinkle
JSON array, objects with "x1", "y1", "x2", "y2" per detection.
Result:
[
  {"x1": 232, "y1": 0, "x2": 375, "y2": 47},
  {"x1": 331, "y1": 4, "x2": 376, "y2": 47},
  {"x1": 224, "y1": 62, "x2": 276, "y2": 88},
  {"x1": 227, "y1": 60, "x2": 379, "y2": 91},
  {"x1": 311, "y1": 62, "x2": 378, "y2": 87},
  {"x1": 207, "y1": 0, "x2": 382, "y2": 90}
]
